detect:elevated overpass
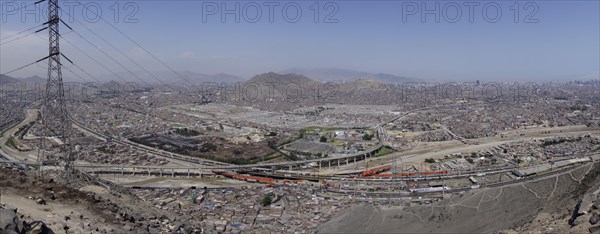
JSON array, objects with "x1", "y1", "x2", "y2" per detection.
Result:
[
  {"x1": 69, "y1": 115, "x2": 230, "y2": 167},
  {"x1": 68, "y1": 111, "x2": 410, "y2": 170}
]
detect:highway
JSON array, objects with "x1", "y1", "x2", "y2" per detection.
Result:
[
  {"x1": 0, "y1": 149, "x2": 18, "y2": 162},
  {"x1": 325, "y1": 157, "x2": 599, "y2": 197},
  {"x1": 0, "y1": 108, "x2": 397, "y2": 172},
  {"x1": 72, "y1": 154, "x2": 599, "y2": 185},
  {"x1": 5, "y1": 105, "x2": 423, "y2": 171},
  {"x1": 69, "y1": 115, "x2": 230, "y2": 167},
  {"x1": 66, "y1": 111, "x2": 411, "y2": 170},
  {"x1": 0, "y1": 109, "x2": 38, "y2": 163},
  {"x1": 3, "y1": 106, "x2": 599, "y2": 197}
]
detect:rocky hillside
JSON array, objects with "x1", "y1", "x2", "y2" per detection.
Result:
[
  {"x1": 281, "y1": 68, "x2": 416, "y2": 83},
  {"x1": 239, "y1": 72, "x2": 322, "y2": 101},
  {"x1": 0, "y1": 169, "x2": 201, "y2": 233},
  {"x1": 318, "y1": 162, "x2": 600, "y2": 233},
  {"x1": 0, "y1": 74, "x2": 20, "y2": 84}
]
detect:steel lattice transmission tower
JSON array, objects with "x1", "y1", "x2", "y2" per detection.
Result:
[{"x1": 38, "y1": 0, "x2": 74, "y2": 178}]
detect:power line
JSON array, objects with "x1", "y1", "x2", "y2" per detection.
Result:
[
  {"x1": 6, "y1": 2, "x2": 144, "y2": 88},
  {"x1": 59, "y1": 32, "x2": 126, "y2": 82},
  {"x1": 69, "y1": 61, "x2": 104, "y2": 84},
  {"x1": 67, "y1": 26, "x2": 161, "y2": 86},
  {"x1": 0, "y1": 24, "x2": 43, "y2": 41},
  {"x1": 63, "y1": 63, "x2": 126, "y2": 96},
  {"x1": 72, "y1": 0, "x2": 194, "y2": 87},
  {"x1": 67, "y1": 58, "x2": 135, "y2": 96},
  {"x1": 1, "y1": 59, "x2": 42, "y2": 75},
  {"x1": 62, "y1": 30, "x2": 153, "y2": 87},
  {"x1": 60, "y1": 35, "x2": 137, "y2": 85},
  {"x1": 59, "y1": 8, "x2": 171, "y2": 87},
  {"x1": 60, "y1": 54, "x2": 103, "y2": 85},
  {"x1": 0, "y1": 28, "x2": 38, "y2": 46},
  {"x1": 62, "y1": 63, "x2": 92, "y2": 84},
  {"x1": 1, "y1": 1, "x2": 157, "y2": 88}
]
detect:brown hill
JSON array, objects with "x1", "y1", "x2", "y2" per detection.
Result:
[
  {"x1": 238, "y1": 72, "x2": 321, "y2": 101},
  {"x1": 337, "y1": 79, "x2": 388, "y2": 92},
  {"x1": 245, "y1": 72, "x2": 316, "y2": 85}
]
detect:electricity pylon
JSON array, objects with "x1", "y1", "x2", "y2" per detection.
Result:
[{"x1": 37, "y1": 0, "x2": 74, "y2": 179}]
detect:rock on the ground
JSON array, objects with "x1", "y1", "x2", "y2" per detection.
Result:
[
  {"x1": 591, "y1": 213, "x2": 600, "y2": 225},
  {"x1": 27, "y1": 220, "x2": 54, "y2": 234},
  {"x1": 590, "y1": 225, "x2": 600, "y2": 234},
  {"x1": 583, "y1": 194, "x2": 595, "y2": 214},
  {"x1": 36, "y1": 198, "x2": 46, "y2": 205},
  {"x1": 594, "y1": 199, "x2": 600, "y2": 210},
  {"x1": 0, "y1": 208, "x2": 22, "y2": 234},
  {"x1": 148, "y1": 227, "x2": 161, "y2": 234},
  {"x1": 573, "y1": 214, "x2": 590, "y2": 227},
  {"x1": 0, "y1": 209, "x2": 53, "y2": 234}
]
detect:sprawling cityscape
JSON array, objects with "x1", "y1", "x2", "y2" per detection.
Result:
[{"x1": 1, "y1": 0, "x2": 599, "y2": 233}]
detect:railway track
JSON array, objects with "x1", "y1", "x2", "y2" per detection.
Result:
[{"x1": 324, "y1": 158, "x2": 599, "y2": 197}]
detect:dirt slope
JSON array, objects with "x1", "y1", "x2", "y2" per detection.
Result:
[{"x1": 317, "y1": 162, "x2": 600, "y2": 233}]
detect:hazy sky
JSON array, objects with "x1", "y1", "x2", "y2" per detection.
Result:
[{"x1": 0, "y1": 0, "x2": 598, "y2": 81}]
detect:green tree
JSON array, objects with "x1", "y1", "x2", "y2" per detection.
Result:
[
  {"x1": 261, "y1": 195, "x2": 273, "y2": 206},
  {"x1": 203, "y1": 143, "x2": 217, "y2": 151},
  {"x1": 289, "y1": 152, "x2": 299, "y2": 161},
  {"x1": 320, "y1": 135, "x2": 328, "y2": 143},
  {"x1": 267, "y1": 140, "x2": 277, "y2": 149}
]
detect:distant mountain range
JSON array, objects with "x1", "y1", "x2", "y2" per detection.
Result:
[
  {"x1": 0, "y1": 71, "x2": 401, "y2": 95},
  {"x1": 3, "y1": 68, "x2": 417, "y2": 86},
  {"x1": 281, "y1": 68, "x2": 417, "y2": 83},
  {"x1": 22, "y1": 75, "x2": 45, "y2": 83},
  {"x1": 0, "y1": 74, "x2": 45, "y2": 84},
  {"x1": 241, "y1": 72, "x2": 405, "y2": 101},
  {"x1": 0, "y1": 74, "x2": 20, "y2": 84},
  {"x1": 85, "y1": 68, "x2": 417, "y2": 85},
  {"x1": 96, "y1": 71, "x2": 245, "y2": 86}
]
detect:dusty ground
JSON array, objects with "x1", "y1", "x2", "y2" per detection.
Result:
[
  {"x1": 0, "y1": 168, "x2": 198, "y2": 233},
  {"x1": 99, "y1": 174, "x2": 252, "y2": 188},
  {"x1": 317, "y1": 162, "x2": 600, "y2": 233}
]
